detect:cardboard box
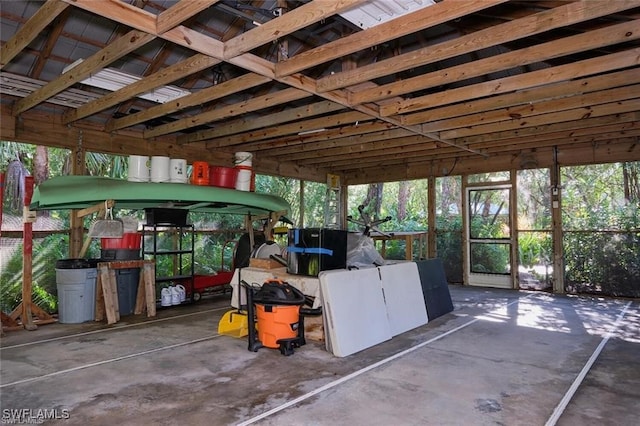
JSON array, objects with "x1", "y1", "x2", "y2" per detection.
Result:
[{"x1": 249, "y1": 258, "x2": 283, "y2": 269}]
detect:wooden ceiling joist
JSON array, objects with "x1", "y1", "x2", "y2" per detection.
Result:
[
  {"x1": 180, "y1": 100, "x2": 346, "y2": 144},
  {"x1": 156, "y1": 0, "x2": 220, "y2": 34},
  {"x1": 317, "y1": 0, "x2": 639, "y2": 93},
  {"x1": 1, "y1": 0, "x2": 638, "y2": 182},
  {"x1": 351, "y1": 19, "x2": 640, "y2": 105},
  {"x1": 12, "y1": 30, "x2": 156, "y2": 115},
  {"x1": 0, "y1": 0, "x2": 69, "y2": 69}
]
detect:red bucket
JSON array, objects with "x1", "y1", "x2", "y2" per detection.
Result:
[
  {"x1": 209, "y1": 166, "x2": 237, "y2": 189},
  {"x1": 101, "y1": 232, "x2": 142, "y2": 249}
]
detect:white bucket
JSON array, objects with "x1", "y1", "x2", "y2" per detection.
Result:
[
  {"x1": 127, "y1": 155, "x2": 149, "y2": 182},
  {"x1": 235, "y1": 168, "x2": 252, "y2": 191},
  {"x1": 234, "y1": 151, "x2": 253, "y2": 168},
  {"x1": 150, "y1": 156, "x2": 170, "y2": 183},
  {"x1": 169, "y1": 158, "x2": 187, "y2": 183}
]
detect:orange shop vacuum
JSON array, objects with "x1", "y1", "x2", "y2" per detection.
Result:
[{"x1": 243, "y1": 279, "x2": 307, "y2": 356}]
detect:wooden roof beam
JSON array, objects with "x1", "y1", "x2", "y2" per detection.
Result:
[
  {"x1": 12, "y1": 30, "x2": 155, "y2": 115},
  {"x1": 240, "y1": 124, "x2": 408, "y2": 155},
  {"x1": 204, "y1": 110, "x2": 373, "y2": 148},
  {"x1": 181, "y1": 100, "x2": 346, "y2": 144},
  {"x1": 384, "y1": 48, "x2": 640, "y2": 116},
  {"x1": 63, "y1": 54, "x2": 221, "y2": 124},
  {"x1": 403, "y1": 68, "x2": 640, "y2": 126},
  {"x1": 441, "y1": 98, "x2": 640, "y2": 139},
  {"x1": 284, "y1": 135, "x2": 434, "y2": 164},
  {"x1": 275, "y1": 0, "x2": 507, "y2": 77},
  {"x1": 106, "y1": 73, "x2": 271, "y2": 131},
  {"x1": 143, "y1": 88, "x2": 311, "y2": 138},
  {"x1": 318, "y1": 0, "x2": 640, "y2": 92},
  {"x1": 156, "y1": 0, "x2": 220, "y2": 34},
  {"x1": 223, "y1": 0, "x2": 365, "y2": 59},
  {"x1": 420, "y1": 84, "x2": 640, "y2": 133},
  {"x1": 0, "y1": 0, "x2": 70, "y2": 69},
  {"x1": 457, "y1": 111, "x2": 640, "y2": 145},
  {"x1": 353, "y1": 18, "x2": 640, "y2": 105},
  {"x1": 63, "y1": 0, "x2": 472, "y2": 155},
  {"x1": 63, "y1": 0, "x2": 225, "y2": 58}
]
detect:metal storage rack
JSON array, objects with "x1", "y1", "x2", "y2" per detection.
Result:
[{"x1": 142, "y1": 224, "x2": 195, "y2": 305}]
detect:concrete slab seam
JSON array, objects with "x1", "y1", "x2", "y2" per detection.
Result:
[
  {"x1": 544, "y1": 300, "x2": 633, "y2": 426},
  {"x1": 0, "y1": 334, "x2": 221, "y2": 389},
  {"x1": 236, "y1": 294, "x2": 533, "y2": 426},
  {"x1": 0, "y1": 307, "x2": 226, "y2": 351}
]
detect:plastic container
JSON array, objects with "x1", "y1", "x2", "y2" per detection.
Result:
[
  {"x1": 161, "y1": 287, "x2": 172, "y2": 307},
  {"x1": 255, "y1": 304, "x2": 300, "y2": 348},
  {"x1": 253, "y1": 280, "x2": 305, "y2": 349},
  {"x1": 114, "y1": 268, "x2": 140, "y2": 315},
  {"x1": 144, "y1": 208, "x2": 188, "y2": 226},
  {"x1": 169, "y1": 158, "x2": 187, "y2": 183},
  {"x1": 191, "y1": 161, "x2": 210, "y2": 185},
  {"x1": 234, "y1": 152, "x2": 253, "y2": 167},
  {"x1": 209, "y1": 166, "x2": 237, "y2": 189},
  {"x1": 150, "y1": 156, "x2": 170, "y2": 183},
  {"x1": 127, "y1": 155, "x2": 150, "y2": 182},
  {"x1": 55, "y1": 258, "x2": 98, "y2": 324},
  {"x1": 235, "y1": 166, "x2": 253, "y2": 191},
  {"x1": 101, "y1": 232, "x2": 142, "y2": 250},
  {"x1": 100, "y1": 249, "x2": 141, "y2": 261}
]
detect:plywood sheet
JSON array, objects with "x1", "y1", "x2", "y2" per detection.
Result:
[
  {"x1": 378, "y1": 262, "x2": 428, "y2": 336},
  {"x1": 320, "y1": 268, "x2": 392, "y2": 357}
]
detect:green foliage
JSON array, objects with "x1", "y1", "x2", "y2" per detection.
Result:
[
  {"x1": 470, "y1": 242, "x2": 510, "y2": 274},
  {"x1": 561, "y1": 163, "x2": 639, "y2": 296},
  {"x1": 435, "y1": 230, "x2": 463, "y2": 283},
  {"x1": 564, "y1": 231, "x2": 640, "y2": 297},
  {"x1": 518, "y1": 232, "x2": 551, "y2": 268},
  {"x1": 347, "y1": 180, "x2": 429, "y2": 233},
  {"x1": 0, "y1": 235, "x2": 67, "y2": 314},
  {"x1": 255, "y1": 174, "x2": 301, "y2": 225},
  {"x1": 302, "y1": 180, "x2": 327, "y2": 227}
]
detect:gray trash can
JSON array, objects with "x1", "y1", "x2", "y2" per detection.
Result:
[
  {"x1": 115, "y1": 268, "x2": 140, "y2": 316},
  {"x1": 100, "y1": 249, "x2": 141, "y2": 316},
  {"x1": 55, "y1": 259, "x2": 98, "y2": 324}
]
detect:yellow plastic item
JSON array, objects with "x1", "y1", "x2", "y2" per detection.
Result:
[{"x1": 217, "y1": 310, "x2": 249, "y2": 338}]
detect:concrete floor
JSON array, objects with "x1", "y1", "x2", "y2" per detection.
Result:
[{"x1": 1, "y1": 286, "x2": 638, "y2": 426}]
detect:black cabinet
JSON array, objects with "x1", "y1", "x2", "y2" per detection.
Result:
[{"x1": 142, "y1": 224, "x2": 195, "y2": 304}]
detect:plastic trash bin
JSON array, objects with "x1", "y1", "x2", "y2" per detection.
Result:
[
  {"x1": 55, "y1": 258, "x2": 98, "y2": 324},
  {"x1": 114, "y1": 268, "x2": 140, "y2": 316},
  {"x1": 100, "y1": 249, "x2": 141, "y2": 316}
]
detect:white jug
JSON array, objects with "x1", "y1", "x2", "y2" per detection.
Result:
[
  {"x1": 176, "y1": 284, "x2": 186, "y2": 303},
  {"x1": 171, "y1": 286, "x2": 181, "y2": 305},
  {"x1": 161, "y1": 287, "x2": 172, "y2": 307}
]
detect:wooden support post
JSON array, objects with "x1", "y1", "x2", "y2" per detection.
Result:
[
  {"x1": 428, "y1": 175, "x2": 437, "y2": 259},
  {"x1": 551, "y1": 148, "x2": 565, "y2": 294},
  {"x1": 143, "y1": 262, "x2": 156, "y2": 317},
  {"x1": 14, "y1": 176, "x2": 57, "y2": 330},
  {"x1": 98, "y1": 263, "x2": 119, "y2": 325},
  {"x1": 69, "y1": 141, "x2": 86, "y2": 257},
  {"x1": 22, "y1": 176, "x2": 37, "y2": 330},
  {"x1": 134, "y1": 269, "x2": 146, "y2": 315},
  {"x1": 99, "y1": 260, "x2": 156, "y2": 323},
  {"x1": 0, "y1": 173, "x2": 6, "y2": 335},
  {"x1": 95, "y1": 270, "x2": 105, "y2": 321}
]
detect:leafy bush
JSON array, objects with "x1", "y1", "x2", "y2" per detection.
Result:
[{"x1": 0, "y1": 234, "x2": 67, "y2": 314}]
